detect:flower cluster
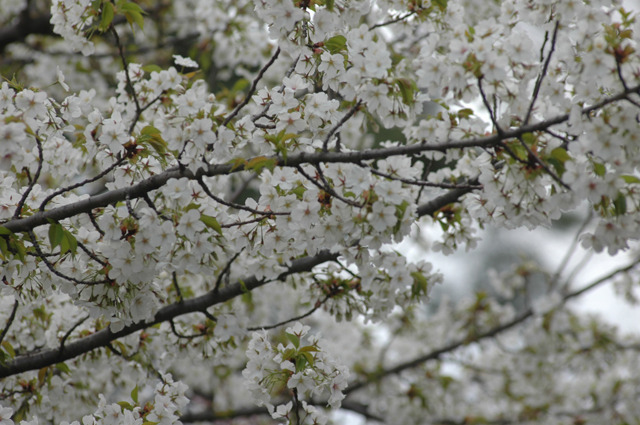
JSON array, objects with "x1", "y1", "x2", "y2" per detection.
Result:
[
  {"x1": 2, "y1": 0, "x2": 640, "y2": 424},
  {"x1": 50, "y1": 0, "x2": 95, "y2": 55},
  {"x1": 243, "y1": 323, "x2": 349, "y2": 422}
]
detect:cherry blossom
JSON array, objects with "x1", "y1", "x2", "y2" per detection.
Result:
[{"x1": 1, "y1": 1, "x2": 640, "y2": 424}]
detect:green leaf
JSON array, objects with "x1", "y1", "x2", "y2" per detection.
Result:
[
  {"x1": 614, "y1": 193, "x2": 627, "y2": 215},
  {"x1": 8, "y1": 237, "x2": 26, "y2": 262},
  {"x1": 131, "y1": 385, "x2": 139, "y2": 403},
  {"x1": 239, "y1": 279, "x2": 249, "y2": 293},
  {"x1": 433, "y1": 0, "x2": 448, "y2": 10},
  {"x1": 295, "y1": 355, "x2": 308, "y2": 371},
  {"x1": 325, "y1": 35, "x2": 347, "y2": 54},
  {"x1": 396, "y1": 78, "x2": 416, "y2": 105},
  {"x1": 283, "y1": 347, "x2": 297, "y2": 361},
  {"x1": 521, "y1": 132, "x2": 536, "y2": 145},
  {"x1": 48, "y1": 222, "x2": 64, "y2": 250},
  {"x1": 0, "y1": 226, "x2": 11, "y2": 235},
  {"x1": 299, "y1": 345, "x2": 319, "y2": 353},
  {"x1": 548, "y1": 147, "x2": 571, "y2": 175},
  {"x1": 0, "y1": 237, "x2": 7, "y2": 260},
  {"x1": 142, "y1": 64, "x2": 163, "y2": 73},
  {"x1": 62, "y1": 228, "x2": 78, "y2": 255},
  {"x1": 117, "y1": 401, "x2": 134, "y2": 411},
  {"x1": 200, "y1": 214, "x2": 223, "y2": 235},
  {"x1": 550, "y1": 147, "x2": 570, "y2": 162},
  {"x1": 621, "y1": 174, "x2": 640, "y2": 184},
  {"x1": 229, "y1": 157, "x2": 247, "y2": 171},
  {"x1": 593, "y1": 161, "x2": 606, "y2": 177},
  {"x1": 141, "y1": 125, "x2": 161, "y2": 136},
  {"x1": 246, "y1": 156, "x2": 278, "y2": 173},
  {"x1": 38, "y1": 366, "x2": 49, "y2": 384},
  {"x1": 139, "y1": 125, "x2": 167, "y2": 155},
  {"x1": 291, "y1": 185, "x2": 306, "y2": 199},
  {"x1": 99, "y1": 1, "x2": 115, "y2": 32},
  {"x1": 411, "y1": 271, "x2": 429, "y2": 297},
  {"x1": 300, "y1": 351, "x2": 315, "y2": 367},
  {"x1": 55, "y1": 362, "x2": 71, "y2": 375},
  {"x1": 1, "y1": 341, "x2": 15, "y2": 359},
  {"x1": 120, "y1": 1, "x2": 144, "y2": 13},
  {"x1": 286, "y1": 332, "x2": 300, "y2": 348},
  {"x1": 121, "y1": 1, "x2": 146, "y2": 31},
  {"x1": 456, "y1": 108, "x2": 474, "y2": 119},
  {"x1": 232, "y1": 78, "x2": 250, "y2": 93},
  {"x1": 124, "y1": 10, "x2": 145, "y2": 31}
]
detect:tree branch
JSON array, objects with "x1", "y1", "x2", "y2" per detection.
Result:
[
  {"x1": 221, "y1": 46, "x2": 281, "y2": 127},
  {"x1": 0, "y1": 182, "x2": 472, "y2": 378},
  {"x1": 8, "y1": 81, "x2": 637, "y2": 235},
  {"x1": 344, "y1": 258, "x2": 640, "y2": 395},
  {"x1": 0, "y1": 249, "x2": 338, "y2": 378}
]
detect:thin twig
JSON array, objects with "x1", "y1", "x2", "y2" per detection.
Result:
[
  {"x1": 39, "y1": 156, "x2": 126, "y2": 212},
  {"x1": 111, "y1": 26, "x2": 141, "y2": 132},
  {"x1": 549, "y1": 211, "x2": 593, "y2": 289},
  {"x1": 0, "y1": 300, "x2": 19, "y2": 344},
  {"x1": 369, "y1": 11, "x2": 416, "y2": 31},
  {"x1": 169, "y1": 319, "x2": 207, "y2": 339},
  {"x1": 197, "y1": 176, "x2": 287, "y2": 216},
  {"x1": 220, "y1": 216, "x2": 269, "y2": 229},
  {"x1": 59, "y1": 315, "x2": 89, "y2": 353},
  {"x1": 87, "y1": 211, "x2": 105, "y2": 236},
  {"x1": 77, "y1": 240, "x2": 108, "y2": 267},
  {"x1": 213, "y1": 250, "x2": 242, "y2": 294},
  {"x1": 477, "y1": 77, "x2": 502, "y2": 135},
  {"x1": 345, "y1": 258, "x2": 640, "y2": 395},
  {"x1": 222, "y1": 47, "x2": 281, "y2": 127},
  {"x1": 322, "y1": 100, "x2": 362, "y2": 152},
  {"x1": 524, "y1": 21, "x2": 560, "y2": 125},
  {"x1": 172, "y1": 271, "x2": 183, "y2": 303},
  {"x1": 515, "y1": 134, "x2": 570, "y2": 190},
  {"x1": 247, "y1": 294, "x2": 331, "y2": 331},
  {"x1": 142, "y1": 193, "x2": 172, "y2": 221},
  {"x1": 296, "y1": 165, "x2": 363, "y2": 208},
  {"x1": 228, "y1": 173, "x2": 257, "y2": 204},
  {"x1": 26, "y1": 229, "x2": 110, "y2": 286},
  {"x1": 14, "y1": 135, "x2": 44, "y2": 219},
  {"x1": 367, "y1": 165, "x2": 482, "y2": 190}
]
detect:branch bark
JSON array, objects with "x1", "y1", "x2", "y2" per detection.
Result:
[
  {"x1": 0, "y1": 185, "x2": 470, "y2": 378},
  {"x1": 0, "y1": 250, "x2": 338, "y2": 378},
  {"x1": 8, "y1": 81, "x2": 640, "y2": 235}
]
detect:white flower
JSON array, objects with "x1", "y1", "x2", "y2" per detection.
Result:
[
  {"x1": 0, "y1": 406, "x2": 14, "y2": 425},
  {"x1": 56, "y1": 66, "x2": 70, "y2": 91},
  {"x1": 15, "y1": 89, "x2": 48, "y2": 118},
  {"x1": 369, "y1": 202, "x2": 397, "y2": 232},
  {"x1": 98, "y1": 111, "x2": 129, "y2": 154},
  {"x1": 318, "y1": 51, "x2": 345, "y2": 81},
  {"x1": 286, "y1": 321, "x2": 310, "y2": 337},
  {"x1": 173, "y1": 54, "x2": 199, "y2": 69},
  {"x1": 271, "y1": 401, "x2": 293, "y2": 419},
  {"x1": 177, "y1": 209, "x2": 206, "y2": 239}
]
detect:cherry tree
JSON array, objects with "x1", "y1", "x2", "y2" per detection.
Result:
[{"x1": 1, "y1": 0, "x2": 640, "y2": 424}]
